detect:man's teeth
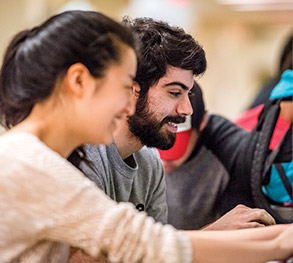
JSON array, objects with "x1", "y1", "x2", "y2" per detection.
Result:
[{"x1": 168, "y1": 122, "x2": 178, "y2": 127}]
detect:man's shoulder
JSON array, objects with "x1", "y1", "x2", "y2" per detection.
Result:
[
  {"x1": 84, "y1": 143, "x2": 113, "y2": 155},
  {"x1": 133, "y1": 147, "x2": 164, "y2": 184},
  {"x1": 138, "y1": 146, "x2": 160, "y2": 155},
  {"x1": 135, "y1": 147, "x2": 162, "y2": 166},
  {"x1": 84, "y1": 143, "x2": 120, "y2": 163},
  {"x1": 79, "y1": 144, "x2": 119, "y2": 180}
]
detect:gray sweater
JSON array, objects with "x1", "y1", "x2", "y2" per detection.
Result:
[{"x1": 80, "y1": 143, "x2": 168, "y2": 224}]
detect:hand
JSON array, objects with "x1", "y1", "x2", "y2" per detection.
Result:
[{"x1": 202, "y1": 204, "x2": 276, "y2": 230}]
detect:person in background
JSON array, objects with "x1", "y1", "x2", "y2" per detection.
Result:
[
  {"x1": 235, "y1": 32, "x2": 292, "y2": 149},
  {"x1": 200, "y1": 32, "x2": 292, "y2": 218},
  {"x1": 248, "y1": 32, "x2": 292, "y2": 110},
  {"x1": 236, "y1": 32, "x2": 292, "y2": 214},
  {"x1": 201, "y1": 70, "x2": 292, "y2": 217}
]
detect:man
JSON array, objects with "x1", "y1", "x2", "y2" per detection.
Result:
[{"x1": 69, "y1": 17, "x2": 275, "y2": 228}]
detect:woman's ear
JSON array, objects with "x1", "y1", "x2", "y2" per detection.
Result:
[{"x1": 63, "y1": 63, "x2": 91, "y2": 98}]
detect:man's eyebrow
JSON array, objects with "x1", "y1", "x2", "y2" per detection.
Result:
[{"x1": 164, "y1": 81, "x2": 190, "y2": 91}]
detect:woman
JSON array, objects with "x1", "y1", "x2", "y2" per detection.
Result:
[{"x1": 0, "y1": 10, "x2": 292, "y2": 263}]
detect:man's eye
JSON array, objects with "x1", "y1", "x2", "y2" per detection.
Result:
[{"x1": 170, "y1": 92, "x2": 181, "y2": 97}]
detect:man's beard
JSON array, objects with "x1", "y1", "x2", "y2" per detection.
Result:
[{"x1": 127, "y1": 93, "x2": 186, "y2": 150}]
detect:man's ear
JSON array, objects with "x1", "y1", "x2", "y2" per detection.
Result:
[
  {"x1": 63, "y1": 63, "x2": 91, "y2": 98},
  {"x1": 199, "y1": 111, "x2": 208, "y2": 132},
  {"x1": 132, "y1": 82, "x2": 141, "y2": 100}
]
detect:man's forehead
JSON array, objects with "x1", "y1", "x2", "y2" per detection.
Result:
[{"x1": 158, "y1": 67, "x2": 194, "y2": 90}]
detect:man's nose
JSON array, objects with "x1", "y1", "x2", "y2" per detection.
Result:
[{"x1": 176, "y1": 95, "x2": 193, "y2": 116}]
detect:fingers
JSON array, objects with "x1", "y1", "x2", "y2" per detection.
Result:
[
  {"x1": 248, "y1": 208, "x2": 276, "y2": 226},
  {"x1": 232, "y1": 205, "x2": 276, "y2": 226},
  {"x1": 203, "y1": 205, "x2": 277, "y2": 230},
  {"x1": 238, "y1": 222, "x2": 266, "y2": 229}
]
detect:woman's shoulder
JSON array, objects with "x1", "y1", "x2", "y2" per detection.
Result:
[
  {"x1": 0, "y1": 132, "x2": 52, "y2": 157},
  {"x1": 0, "y1": 132, "x2": 71, "y2": 174},
  {"x1": 0, "y1": 132, "x2": 90, "y2": 189}
]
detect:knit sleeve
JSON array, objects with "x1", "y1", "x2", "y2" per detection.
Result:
[
  {"x1": 41, "y1": 169, "x2": 193, "y2": 263},
  {"x1": 0, "y1": 137, "x2": 192, "y2": 263}
]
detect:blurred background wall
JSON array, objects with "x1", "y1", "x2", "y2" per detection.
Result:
[{"x1": 0, "y1": 0, "x2": 292, "y2": 133}]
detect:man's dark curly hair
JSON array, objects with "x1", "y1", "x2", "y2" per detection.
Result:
[{"x1": 122, "y1": 17, "x2": 207, "y2": 95}]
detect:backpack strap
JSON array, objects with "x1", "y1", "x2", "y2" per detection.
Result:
[
  {"x1": 253, "y1": 99, "x2": 281, "y2": 132},
  {"x1": 262, "y1": 123, "x2": 292, "y2": 185},
  {"x1": 251, "y1": 70, "x2": 292, "y2": 223},
  {"x1": 275, "y1": 163, "x2": 293, "y2": 201},
  {"x1": 250, "y1": 98, "x2": 288, "y2": 223},
  {"x1": 262, "y1": 151, "x2": 276, "y2": 186}
]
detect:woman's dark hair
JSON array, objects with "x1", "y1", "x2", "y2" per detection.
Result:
[
  {"x1": 122, "y1": 17, "x2": 207, "y2": 96},
  {"x1": 0, "y1": 10, "x2": 138, "y2": 128}
]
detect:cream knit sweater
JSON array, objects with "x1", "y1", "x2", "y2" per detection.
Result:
[{"x1": 0, "y1": 133, "x2": 192, "y2": 263}]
